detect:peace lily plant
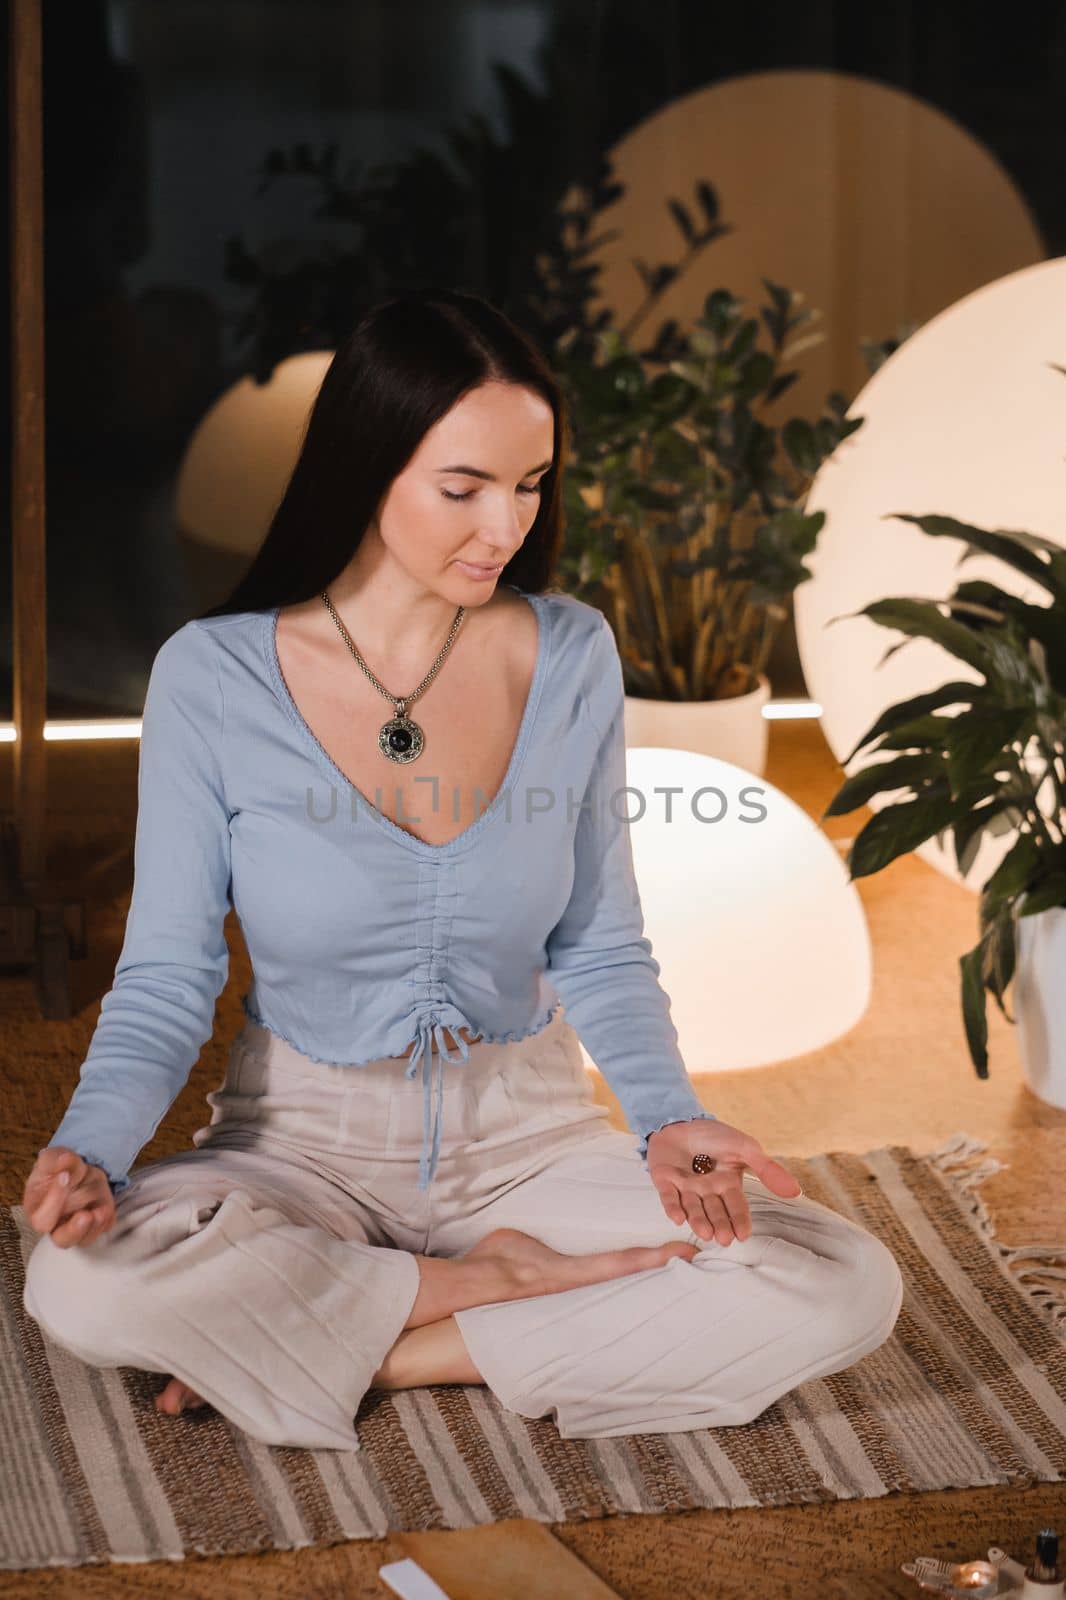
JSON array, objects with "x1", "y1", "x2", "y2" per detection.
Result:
[{"x1": 823, "y1": 512, "x2": 1066, "y2": 1081}]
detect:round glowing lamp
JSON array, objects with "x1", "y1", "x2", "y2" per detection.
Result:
[
  {"x1": 175, "y1": 351, "x2": 333, "y2": 570},
  {"x1": 597, "y1": 745, "x2": 872, "y2": 1074},
  {"x1": 795, "y1": 257, "x2": 1066, "y2": 889}
]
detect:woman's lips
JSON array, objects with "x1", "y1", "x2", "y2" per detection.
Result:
[{"x1": 455, "y1": 560, "x2": 503, "y2": 578}]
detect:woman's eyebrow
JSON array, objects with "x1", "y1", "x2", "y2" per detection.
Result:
[{"x1": 435, "y1": 460, "x2": 553, "y2": 480}]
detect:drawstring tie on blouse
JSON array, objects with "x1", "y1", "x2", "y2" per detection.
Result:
[{"x1": 403, "y1": 1014, "x2": 475, "y2": 1190}]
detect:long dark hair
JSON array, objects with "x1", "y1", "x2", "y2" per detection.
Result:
[{"x1": 196, "y1": 287, "x2": 569, "y2": 619}]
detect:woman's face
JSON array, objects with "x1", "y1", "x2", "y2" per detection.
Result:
[{"x1": 371, "y1": 380, "x2": 555, "y2": 601}]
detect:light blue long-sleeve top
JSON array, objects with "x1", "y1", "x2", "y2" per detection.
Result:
[{"x1": 48, "y1": 584, "x2": 716, "y2": 1196}]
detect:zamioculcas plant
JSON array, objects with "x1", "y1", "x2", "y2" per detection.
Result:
[
  {"x1": 555, "y1": 276, "x2": 863, "y2": 702},
  {"x1": 822, "y1": 514, "x2": 1066, "y2": 1078}
]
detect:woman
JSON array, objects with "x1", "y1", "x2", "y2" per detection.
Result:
[{"x1": 21, "y1": 288, "x2": 903, "y2": 1451}]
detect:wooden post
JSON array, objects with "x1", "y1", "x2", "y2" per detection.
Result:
[
  {"x1": 10, "y1": 0, "x2": 47, "y2": 894},
  {"x1": 4, "y1": 0, "x2": 87, "y2": 1013}
]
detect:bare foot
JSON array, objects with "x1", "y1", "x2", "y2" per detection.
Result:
[
  {"x1": 155, "y1": 1376, "x2": 210, "y2": 1416},
  {"x1": 463, "y1": 1226, "x2": 700, "y2": 1300}
]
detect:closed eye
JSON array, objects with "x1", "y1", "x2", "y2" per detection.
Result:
[{"x1": 442, "y1": 483, "x2": 543, "y2": 503}]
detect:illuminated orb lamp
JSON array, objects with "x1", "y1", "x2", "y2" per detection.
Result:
[
  {"x1": 588, "y1": 69, "x2": 1043, "y2": 436},
  {"x1": 588, "y1": 745, "x2": 872, "y2": 1076},
  {"x1": 175, "y1": 351, "x2": 334, "y2": 602},
  {"x1": 794, "y1": 257, "x2": 1066, "y2": 890}
]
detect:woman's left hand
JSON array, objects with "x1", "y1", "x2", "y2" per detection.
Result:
[{"x1": 645, "y1": 1118, "x2": 803, "y2": 1247}]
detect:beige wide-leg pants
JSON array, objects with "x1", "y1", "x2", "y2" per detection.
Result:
[{"x1": 23, "y1": 1006, "x2": 904, "y2": 1451}]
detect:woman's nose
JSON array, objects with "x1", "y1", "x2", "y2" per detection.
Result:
[{"x1": 492, "y1": 504, "x2": 529, "y2": 550}]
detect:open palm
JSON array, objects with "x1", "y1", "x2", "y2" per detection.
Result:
[{"x1": 645, "y1": 1116, "x2": 803, "y2": 1246}]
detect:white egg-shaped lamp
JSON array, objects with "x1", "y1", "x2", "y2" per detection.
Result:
[
  {"x1": 794, "y1": 257, "x2": 1066, "y2": 890},
  {"x1": 175, "y1": 351, "x2": 333, "y2": 581},
  {"x1": 587, "y1": 745, "x2": 871, "y2": 1075}
]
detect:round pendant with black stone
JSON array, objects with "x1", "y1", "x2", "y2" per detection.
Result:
[{"x1": 379, "y1": 713, "x2": 424, "y2": 764}]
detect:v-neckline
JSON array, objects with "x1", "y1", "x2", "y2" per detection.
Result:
[{"x1": 264, "y1": 586, "x2": 552, "y2": 858}]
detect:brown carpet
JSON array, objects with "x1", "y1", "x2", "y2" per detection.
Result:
[{"x1": 2, "y1": 1131, "x2": 1063, "y2": 1571}]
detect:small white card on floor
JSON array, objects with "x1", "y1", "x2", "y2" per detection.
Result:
[{"x1": 378, "y1": 1556, "x2": 454, "y2": 1600}]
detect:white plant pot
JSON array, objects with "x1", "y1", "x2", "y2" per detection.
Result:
[
  {"x1": 1013, "y1": 904, "x2": 1066, "y2": 1110},
  {"x1": 623, "y1": 673, "x2": 771, "y2": 776}
]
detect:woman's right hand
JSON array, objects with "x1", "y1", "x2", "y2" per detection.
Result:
[{"x1": 23, "y1": 1148, "x2": 116, "y2": 1248}]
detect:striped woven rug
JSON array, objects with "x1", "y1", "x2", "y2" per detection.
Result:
[{"x1": 2, "y1": 1131, "x2": 1064, "y2": 1572}]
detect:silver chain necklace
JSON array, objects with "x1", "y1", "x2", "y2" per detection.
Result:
[{"x1": 320, "y1": 590, "x2": 466, "y2": 764}]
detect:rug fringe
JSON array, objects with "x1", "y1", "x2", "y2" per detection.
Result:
[{"x1": 924, "y1": 1131, "x2": 1066, "y2": 1331}]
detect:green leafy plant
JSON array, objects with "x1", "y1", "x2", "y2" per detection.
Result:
[
  {"x1": 542, "y1": 215, "x2": 864, "y2": 697},
  {"x1": 823, "y1": 507, "x2": 1066, "y2": 1077}
]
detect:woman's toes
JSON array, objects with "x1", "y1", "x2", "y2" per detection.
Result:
[{"x1": 155, "y1": 1376, "x2": 208, "y2": 1415}]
